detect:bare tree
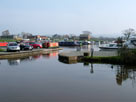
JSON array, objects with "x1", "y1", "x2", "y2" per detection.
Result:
[{"x1": 123, "y1": 28, "x2": 136, "y2": 40}]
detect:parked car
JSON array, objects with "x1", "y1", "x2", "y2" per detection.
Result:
[
  {"x1": 20, "y1": 43, "x2": 33, "y2": 50},
  {"x1": 7, "y1": 42, "x2": 20, "y2": 52},
  {"x1": 29, "y1": 42, "x2": 42, "y2": 49}
]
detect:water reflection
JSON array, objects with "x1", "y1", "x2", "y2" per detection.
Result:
[
  {"x1": 1, "y1": 46, "x2": 136, "y2": 102},
  {"x1": 42, "y1": 51, "x2": 58, "y2": 59},
  {"x1": 115, "y1": 65, "x2": 136, "y2": 87},
  {"x1": 82, "y1": 63, "x2": 136, "y2": 87},
  {"x1": 7, "y1": 51, "x2": 58, "y2": 66},
  {"x1": 8, "y1": 59, "x2": 21, "y2": 66}
]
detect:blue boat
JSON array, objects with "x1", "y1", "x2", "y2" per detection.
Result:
[{"x1": 59, "y1": 41, "x2": 81, "y2": 46}]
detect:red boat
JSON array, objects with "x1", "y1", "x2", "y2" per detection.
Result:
[
  {"x1": 42, "y1": 42, "x2": 59, "y2": 48},
  {"x1": 0, "y1": 42, "x2": 8, "y2": 47}
]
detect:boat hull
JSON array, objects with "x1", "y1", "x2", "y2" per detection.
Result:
[{"x1": 99, "y1": 47, "x2": 120, "y2": 50}]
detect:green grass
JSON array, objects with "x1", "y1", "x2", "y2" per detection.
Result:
[
  {"x1": 0, "y1": 39, "x2": 16, "y2": 42},
  {"x1": 0, "y1": 48, "x2": 6, "y2": 52},
  {"x1": 81, "y1": 48, "x2": 136, "y2": 65},
  {"x1": 83, "y1": 56, "x2": 122, "y2": 65},
  {"x1": 83, "y1": 53, "x2": 136, "y2": 65}
]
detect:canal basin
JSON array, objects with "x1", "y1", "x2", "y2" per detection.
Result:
[{"x1": 0, "y1": 46, "x2": 136, "y2": 102}]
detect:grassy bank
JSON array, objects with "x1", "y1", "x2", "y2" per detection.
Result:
[
  {"x1": 82, "y1": 48, "x2": 136, "y2": 65},
  {"x1": 0, "y1": 39, "x2": 16, "y2": 42},
  {"x1": 82, "y1": 56, "x2": 122, "y2": 65},
  {"x1": 0, "y1": 48, "x2": 6, "y2": 52}
]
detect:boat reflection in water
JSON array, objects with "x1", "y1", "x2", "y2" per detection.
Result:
[{"x1": 42, "y1": 51, "x2": 58, "y2": 59}]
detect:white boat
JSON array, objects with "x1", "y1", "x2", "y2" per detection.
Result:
[
  {"x1": 99, "y1": 39, "x2": 136, "y2": 50},
  {"x1": 124, "y1": 39, "x2": 136, "y2": 49},
  {"x1": 99, "y1": 43, "x2": 121, "y2": 50}
]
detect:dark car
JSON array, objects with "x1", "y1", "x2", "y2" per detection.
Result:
[{"x1": 20, "y1": 43, "x2": 33, "y2": 50}]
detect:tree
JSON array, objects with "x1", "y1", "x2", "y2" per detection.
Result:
[
  {"x1": 116, "y1": 37, "x2": 123, "y2": 46},
  {"x1": 123, "y1": 28, "x2": 136, "y2": 40}
]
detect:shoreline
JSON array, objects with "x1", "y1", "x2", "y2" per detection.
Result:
[{"x1": 0, "y1": 48, "x2": 62, "y2": 59}]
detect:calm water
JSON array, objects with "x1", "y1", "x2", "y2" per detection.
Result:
[{"x1": 0, "y1": 47, "x2": 136, "y2": 102}]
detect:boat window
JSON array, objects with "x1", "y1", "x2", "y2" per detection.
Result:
[{"x1": 109, "y1": 44, "x2": 114, "y2": 47}]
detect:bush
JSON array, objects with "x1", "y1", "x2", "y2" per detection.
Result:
[{"x1": 118, "y1": 47, "x2": 136, "y2": 65}]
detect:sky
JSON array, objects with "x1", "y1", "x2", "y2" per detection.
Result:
[{"x1": 0, "y1": 0, "x2": 136, "y2": 37}]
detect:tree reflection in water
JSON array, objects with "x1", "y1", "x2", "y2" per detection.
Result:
[
  {"x1": 84, "y1": 63, "x2": 136, "y2": 87},
  {"x1": 115, "y1": 65, "x2": 136, "y2": 87}
]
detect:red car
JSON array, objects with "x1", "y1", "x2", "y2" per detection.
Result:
[{"x1": 29, "y1": 42, "x2": 42, "y2": 48}]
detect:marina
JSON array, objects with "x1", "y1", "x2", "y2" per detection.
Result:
[{"x1": 1, "y1": 0, "x2": 136, "y2": 101}]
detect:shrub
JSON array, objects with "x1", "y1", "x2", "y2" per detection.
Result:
[{"x1": 118, "y1": 47, "x2": 136, "y2": 65}]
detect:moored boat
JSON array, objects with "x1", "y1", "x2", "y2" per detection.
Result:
[
  {"x1": 59, "y1": 41, "x2": 80, "y2": 46},
  {"x1": 99, "y1": 39, "x2": 136, "y2": 50},
  {"x1": 99, "y1": 43, "x2": 121, "y2": 50}
]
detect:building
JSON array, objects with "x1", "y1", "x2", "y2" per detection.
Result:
[
  {"x1": 40, "y1": 36, "x2": 48, "y2": 40},
  {"x1": 80, "y1": 34, "x2": 91, "y2": 40},
  {"x1": 2, "y1": 30, "x2": 10, "y2": 36},
  {"x1": 21, "y1": 32, "x2": 33, "y2": 39}
]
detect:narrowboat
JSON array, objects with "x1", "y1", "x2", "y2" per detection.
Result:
[
  {"x1": 59, "y1": 41, "x2": 80, "y2": 46},
  {"x1": 0, "y1": 42, "x2": 8, "y2": 47},
  {"x1": 42, "y1": 42, "x2": 59, "y2": 48}
]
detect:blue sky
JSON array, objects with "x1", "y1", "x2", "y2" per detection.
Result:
[{"x1": 0, "y1": 0, "x2": 136, "y2": 37}]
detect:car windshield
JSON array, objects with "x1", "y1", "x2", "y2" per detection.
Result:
[{"x1": 9, "y1": 43, "x2": 18, "y2": 46}]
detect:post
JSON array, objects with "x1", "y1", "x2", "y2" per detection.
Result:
[
  {"x1": 91, "y1": 47, "x2": 94, "y2": 58},
  {"x1": 91, "y1": 41, "x2": 94, "y2": 58}
]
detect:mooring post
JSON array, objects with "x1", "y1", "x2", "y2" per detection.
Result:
[
  {"x1": 91, "y1": 47, "x2": 94, "y2": 58},
  {"x1": 91, "y1": 41, "x2": 94, "y2": 58}
]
